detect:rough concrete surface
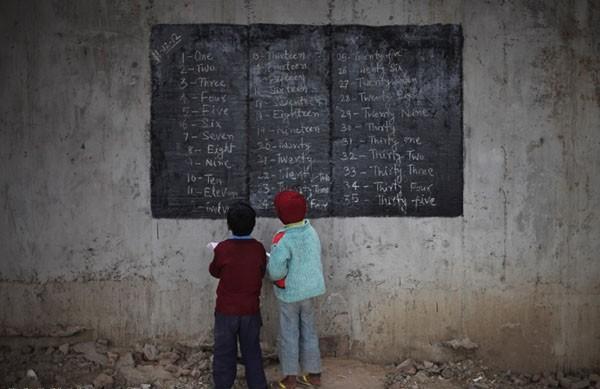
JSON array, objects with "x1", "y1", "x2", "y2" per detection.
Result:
[{"x1": 0, "y1": 0, "x2": 599, "y2": 373}]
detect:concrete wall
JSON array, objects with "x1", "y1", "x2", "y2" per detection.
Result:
[{"x1": 1, "y1": 0, "x2": 599, "y2": 372}]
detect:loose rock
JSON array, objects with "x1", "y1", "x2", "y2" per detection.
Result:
[
  {"x1": 442, "y1": 338, "x2": 479, "y2": 351},
  {"x1": 59, "y1": 343, "x2": 70, "y2": 354},
  {"x1": 116, "y1": 352, "x2": 135, "y2": 369},
  {"x1": 72, "y1": 341, "x2": 108, "y2": 365},
  {"x1": 158, "y1": 351, "x2": 180, "y2": 365},
  {"x1": 17, "y1": 369, "x2": 41, "y2": 389},
  {"x1": 93, "y1": 372, "x2": 114, "y2": 388},
  {"x1": 441, "y1": 367, "x2": 455, "y2": 379},
  {"x1": 396, "y1": 358, "x2": 417, "y2": 376},
  {"x1": 413, "y1": 371, "x2": 429, "y2": 383},
  {"x1": 143, "y1": 343, "x2": 159, "y2": 361}
]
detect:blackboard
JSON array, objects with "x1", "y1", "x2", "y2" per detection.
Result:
[
  {"x1": 248, "y1": 25, "x2": 331, "y2": 217},
  {"x1": 331, "y1": 25, "x2": 463, "y2": 216},
  {"x1": 151, "y1": 25, "x2": 248, "y2": 218},
  {"x1": 150, "y1": 24, "x2": 463, "y2": 218}
]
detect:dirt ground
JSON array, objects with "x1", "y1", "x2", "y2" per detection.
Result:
[
  {"x1": 1, "y1": 339, "x2": 599, "y2": 388},
  {"x1": 266, "y1": 358, "x2": 391, "y2": 388},
  {"x1": 265, "y1": 358, "x2": 462, "y2": 389}
]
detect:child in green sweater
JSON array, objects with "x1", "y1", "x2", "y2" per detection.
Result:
[{"x1": 267, "y1": 190, "x2": 326, "y2": 388}]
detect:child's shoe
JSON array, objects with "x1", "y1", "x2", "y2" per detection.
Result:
[
  {"x1": 296, "y1": 373, "x2": 321, "y2": 387},
  {"x1": 271, "y1": 375, "x2": 297, "y2": 388}
]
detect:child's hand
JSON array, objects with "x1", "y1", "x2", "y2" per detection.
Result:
[{"x1": 207, "y1": 241, "x2": 219, "y2": 250}]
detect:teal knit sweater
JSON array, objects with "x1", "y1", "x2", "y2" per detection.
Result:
[{"x1": 267, "y1": 219, "x2": 326, "y2": 303}]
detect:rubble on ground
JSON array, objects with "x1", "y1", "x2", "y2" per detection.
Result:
[
  {"x1": 384, "y1": 357, "x2": 600, "y2": 389},
  {"x1": 0, "y1": 338, "x2": 272, "y2": 389},
  {"x1": 1, "y1": 337, "x2": 599, "y2": 388}
]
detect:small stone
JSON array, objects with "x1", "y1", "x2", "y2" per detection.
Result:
[
  {"x1": 93, "y1": 372, "x2": 114, "y2": 388},
  {"x1": 531, "y1": 374, "x2": 541, "y2": 382},
  {"x1": 116, "y1": 352, "x2": 135, "y2": 368},
  {"x1": 17, "y1": 369, "x2": 41, "y2": 388},
  {"x1": 414, "y1": 371, "x2": 429, "y2": 383},
  {"x1": 442, "y1": 337, "x2": 479, "y2": 351},
  {"x1": 106, "y1": 351, "x2": 119, "y2": 366},
  {"x1": 590, "y1": 374, "x2": 600, "y2": 384},
  {"x1": 441, "y1": 367, "x2": 455, "y2": 379},
  {"x1": 423, "y1": 360, "x2": 434, "y2": 369},
  {"x1": 21, "y1": 345, "x2": 34, "y2": 354},
  {"x1": 46, "y1": 346, "x2": 55, "y2": 355},
  {"x1": 164, "y1": 363, "x2": 179, "y2": 373},
  {"x1": 140, "y1": 384, "x2": 151, "y2": 389},
  {"x1": 158, "y1": 351, "x2": 180, "y2": 365},
  {"x1": 143, "y1": 343, "x2": 159, "y2": 361},
  {"x1": 72, "y1": 341, "x2": 108, "y2": 365},
  {"x1": 396, "y1": 358, "x2": 417, "y2": 376},
  {"x1": 59, "y1": 343, "x2": 69, "y2": 354}
]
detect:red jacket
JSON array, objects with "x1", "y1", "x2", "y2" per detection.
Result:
[{"x1": 209, "y1": 238, "x2": 267, "y2": 315}]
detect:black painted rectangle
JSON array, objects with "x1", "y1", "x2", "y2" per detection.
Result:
[
  {"x1": 331, "y1": 25, "x2": 463, "y2": 216},
  {"x1": 150, "y1": 24, "x2": 463, "y2": 219},
  {"x1": 248, "y1": 24, "x2": 331, "y2": 217},
  {"x1": 151, "y1": 24, "x2": 248, "y2": 218}
]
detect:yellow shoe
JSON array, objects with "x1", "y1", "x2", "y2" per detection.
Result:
[
  {"x1": 296, "y1": 373, "x2": 321, "y2": 387},
  {"x1": 271, "y1": 375, "x2": 297, "y2": 389}
]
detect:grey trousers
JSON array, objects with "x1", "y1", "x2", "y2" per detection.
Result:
[{"x1": 277, "y1": 298, "x2": 321, "y2": 375}]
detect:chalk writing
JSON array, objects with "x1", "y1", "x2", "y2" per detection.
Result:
[
  {"x1": 248, "y1": 25, "x2": 331, "y2": 217},
  {"x1": 151, "y1": 24, "x2": 463, "y2": 218}
]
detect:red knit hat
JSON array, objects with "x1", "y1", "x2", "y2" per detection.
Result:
[{"x1": 274, "y1": 190, "x2": 307, "y2": 224}]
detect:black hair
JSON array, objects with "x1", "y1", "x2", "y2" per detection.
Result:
[{"x1": 227, "y1": 201, "x2": 256, "y2": 236}]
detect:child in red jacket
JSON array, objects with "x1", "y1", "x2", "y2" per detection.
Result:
[{"x1": 209, "y1": 202, "x2": 268, "y2": 389}]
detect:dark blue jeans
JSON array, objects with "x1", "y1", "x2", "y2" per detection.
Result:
[{"x1": 213, "y1": 312, "x2": 267, "y2": 389}]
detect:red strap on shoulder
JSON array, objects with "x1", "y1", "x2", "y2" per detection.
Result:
[
  {"x1": 272, "y1": 231, "x2": 286, "y2": 244},
  {"x1": 274, "y1": 278, "x2": 286, "y2": 288}
]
